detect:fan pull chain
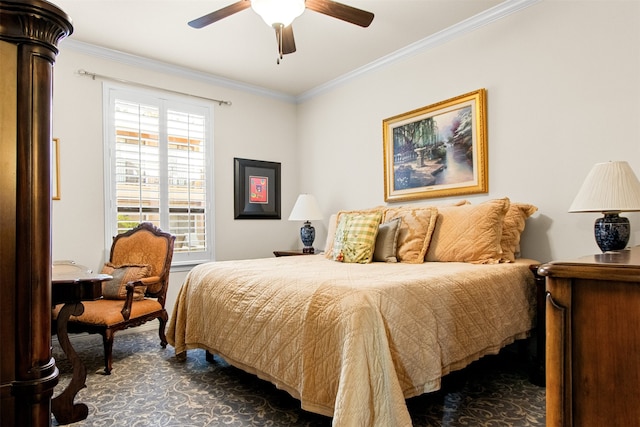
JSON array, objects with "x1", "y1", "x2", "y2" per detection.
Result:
[{"x1": 275, "y1": 23, "x2": 284, "y2": 64}]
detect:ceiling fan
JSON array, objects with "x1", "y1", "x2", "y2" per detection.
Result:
[{"x1": 188, "y1": 0, "x2": 374, "y2": 63}]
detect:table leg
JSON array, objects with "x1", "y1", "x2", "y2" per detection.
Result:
[{"x1": 52, "y1": 302, "x2": 89, "y2": 425}]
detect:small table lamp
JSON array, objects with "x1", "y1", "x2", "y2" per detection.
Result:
[
  {"x1": 569, "y1": 161, "x2": 640, "y2": 252},
  {"x1": 288, "y1": 194, "x2": 322, "y2": 253}
]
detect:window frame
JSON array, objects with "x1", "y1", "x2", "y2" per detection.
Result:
[{"x1": 102, "y1": 82, "x2": 215, "y2": 268}]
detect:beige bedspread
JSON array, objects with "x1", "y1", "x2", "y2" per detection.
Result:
[{"x1": 167, "y1": 255, "x2": 537, "y2": 427}]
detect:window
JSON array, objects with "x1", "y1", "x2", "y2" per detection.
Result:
[{"x1": 103, "y1": 83, "x2": 214, "y2": 267}]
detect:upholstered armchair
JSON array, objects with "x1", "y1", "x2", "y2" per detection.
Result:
[{"x1": 52, "y1": 223, "x2": 175, "y2": 374}]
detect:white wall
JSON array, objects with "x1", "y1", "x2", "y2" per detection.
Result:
[
  {"x1": 52, "y1": 49, "x2": 300, "y2": 311},
  {"x1": 297, "y1": 0, "x2": 640, "y2": 263}
]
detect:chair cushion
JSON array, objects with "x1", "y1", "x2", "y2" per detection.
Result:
[
  {"x1": 52, "y1": 299, "x2": 163, "y2": 326},
  {"x1": 100, "y1": 263, "x2": 150, "y2": 300},
  {"x1": 110, "y1": 229, "x2": 170, "y2": 284}
]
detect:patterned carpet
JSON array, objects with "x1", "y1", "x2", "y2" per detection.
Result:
[{"x1": 52, "y1": 328, "x2": 545, "y2": 426}]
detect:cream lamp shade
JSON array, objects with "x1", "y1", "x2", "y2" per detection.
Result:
[
  {"x1": 289, "y1": 194, "x2": 322, "y2": 253},
  {"x1": 569, "y1": 161, "x2": 640, "y2": 213},
  {"x1": 569, "y1": 161, "x2": 640, "y2": 252}
]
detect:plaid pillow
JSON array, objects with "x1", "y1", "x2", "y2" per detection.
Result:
[{"x1": 332, "y1": 211, "x2": 382, "y2": 263}]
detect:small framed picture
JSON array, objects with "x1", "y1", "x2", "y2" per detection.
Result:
[{"x1": 234, "y1": 158, "x2": 281, "y2": 219}]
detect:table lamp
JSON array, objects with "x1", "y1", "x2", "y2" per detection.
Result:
[
  {"x1": 569, "y1": 161, "x2": 640, "y2": 252},
  {"x1": 288, "y1": 194, "x2": 322, "y2": 253}
]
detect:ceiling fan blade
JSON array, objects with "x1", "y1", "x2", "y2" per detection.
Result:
[
  {"x1": 281, "y1": 25, "x2": 296, "y2": 55},
  {"x1": 305, "y1": 0, "x2": 374, "y2": 27},
  {"x1": 188, "y1": 0, "x2": 251, "y2": 29}
]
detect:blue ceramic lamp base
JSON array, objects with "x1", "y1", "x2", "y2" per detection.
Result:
[
  {"x1": 594, "y1": 213, "x2": 630, "y2": 252},
  {"x1": 300, "y1": 221, "x2": 316, "y2": 254}
]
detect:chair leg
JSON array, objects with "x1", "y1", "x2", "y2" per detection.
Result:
[
  {"x1": 102, "y1": 330, "x2": 115, "y2": 375},
  {"x1": 158, "y1": 311, "x2": 168, "y2": 348}
]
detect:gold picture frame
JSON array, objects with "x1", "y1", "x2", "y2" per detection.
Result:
[
  {"x1": 383, "y1": 89, "x2": 488, "y2": 202},
  {"x1": 52, "y1": 138, "x2": 60, "y2": 200}
]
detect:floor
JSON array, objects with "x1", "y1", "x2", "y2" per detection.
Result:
[{"x1": 52, "y1": 330, "x2": 545, "y2": 426}]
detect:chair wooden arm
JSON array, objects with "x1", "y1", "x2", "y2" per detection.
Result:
[
  {"x1": 121, "y1": 281, "x2": 149, "y2": 320},
  {"x1": 120, "y1": 276, "x2": 163, "y2": 320},
  {"x1": 138, "y1": 276, "x2": 161, "y2": 286}
]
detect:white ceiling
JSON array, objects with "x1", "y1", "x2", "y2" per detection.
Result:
[{"x1": 51, "y1": 0, "x2": 514, "y2": 97}]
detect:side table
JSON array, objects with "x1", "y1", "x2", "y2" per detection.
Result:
[
  {"x1": 273, "y1": 249, "x2": 317, "y2": 257},
  {"x1": 51, "y1": 265, "x2": 111, "y2": 425},
  {"x1": 539, "y1": 247, "x2": 640, "y2": 426}
]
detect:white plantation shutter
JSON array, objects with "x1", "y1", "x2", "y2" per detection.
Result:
[
  {"x1": 166, "y1": 109, "x2": 208, "y2": 252},
  {"x1": 113, "y1": 100, "x2": 161, "y2": 230},
  {"x1": 104, "y1": 84, "x2": 214, "y2": 266}
]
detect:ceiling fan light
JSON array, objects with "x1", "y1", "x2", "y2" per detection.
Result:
[{"x1": 251, "y1": 0, "x2": 305, "y2": 27}]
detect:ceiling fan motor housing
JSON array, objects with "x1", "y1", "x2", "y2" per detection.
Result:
[{"x1": 251, "y1": 0, "x2": 306, "y2": 27}]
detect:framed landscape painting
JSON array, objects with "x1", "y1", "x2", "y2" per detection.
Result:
[
  {"x1": 382, "y1": 89, "x2": 488, "y2": 202},
  {"x1": 234, "y1": 157, "x2": 281, "y2": 219}
]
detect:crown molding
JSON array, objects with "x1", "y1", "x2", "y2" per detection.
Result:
[
  {"x1": 297, "y1": 0, "x2": 540, "y2": 102},
  {"x1": 60, "y1": 38, "x2": 297, "y2": 103},
  {"x1": 59, "y1": 0, "x2": 539, "y2": 105}
]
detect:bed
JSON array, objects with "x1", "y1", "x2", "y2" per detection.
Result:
[{"x1": 167, "y1": 198, "x2": 540, "y2": 426}]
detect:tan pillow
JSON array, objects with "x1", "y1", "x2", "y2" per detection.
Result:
[
  {"x1": 100, "y1": 262, "x2": 150, "y2": 300},
  {"x1": 325, "y1": 208, "x2": 384, "y2": 259},
  {"x1": 323, "y1": 214, "x2": 338, "y2": 255},
  {"x1": 382, "y1": 206, "x2": 438, "y2": 264},
  {"x1": 332, "y1": 211, "x2": 383, "y2": 263},
  {"x1": 373, "y1": 218, "x2": 402, "y2": 262},
  {"x1": 425, "y1": 198, "x2": 510, "y2": 264},
  {"x1": 500, "y1": 202, "x2": 538, "y2": 262}
]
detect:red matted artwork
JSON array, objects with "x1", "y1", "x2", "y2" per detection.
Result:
[
  {"x1": 234, "y1": 157, "x2": 281, "y2": 219},
  {"x1": 249, "y1": 176, "x2": 268, "y2": 203}
]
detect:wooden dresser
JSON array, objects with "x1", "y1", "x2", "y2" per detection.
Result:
[
  {"x1": 539, "y1": 247, "x2": 640, "y2": 427},
  {"x1": 0, "y1": 1, "x2": 72, "y2": 425}
]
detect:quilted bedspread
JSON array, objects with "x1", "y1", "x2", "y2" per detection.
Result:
[{"x1": 167, "y1": 255, "x2": 537, "y2": 427}]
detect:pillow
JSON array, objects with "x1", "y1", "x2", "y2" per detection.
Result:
[
  {"x1": 425, "y1": 197, "x2": 511, "y2": 264},
  {"x1": 325, "y1": 207, "x2": 384, "y2": 259},
  {"x1": 332, "y1": 211, "x2": 382, "y2": 263},
  {"x1": 100, "y1": 262, "x2": 150, "y2": 300},
  {"x1": 323, "y1": 214, "x2": 339, "y2": 255},
  {"x1": 500, "y1": 202, "x2": 538, "y2": 262},
  {"x1": 382, "y1": 206, "x2": 438, "y2": 264},
  {"x1": 373, "y1": 218, "x2": 402, "y2": 262}
]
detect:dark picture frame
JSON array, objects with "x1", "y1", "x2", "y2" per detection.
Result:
[
  {"x1": 382, "y1": 89, "x2": 488, "y2": 202},
  {"x1": 234, "y1": 157, "x2": 281, "y2": 219}
]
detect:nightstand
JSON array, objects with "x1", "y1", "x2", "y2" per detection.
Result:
[
  {"x1": 539, "y1": 247, "x2": 640, "y2": 426},
  {"x1": 273, "y1": 249, "x2": 316, "y2": 257}
]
